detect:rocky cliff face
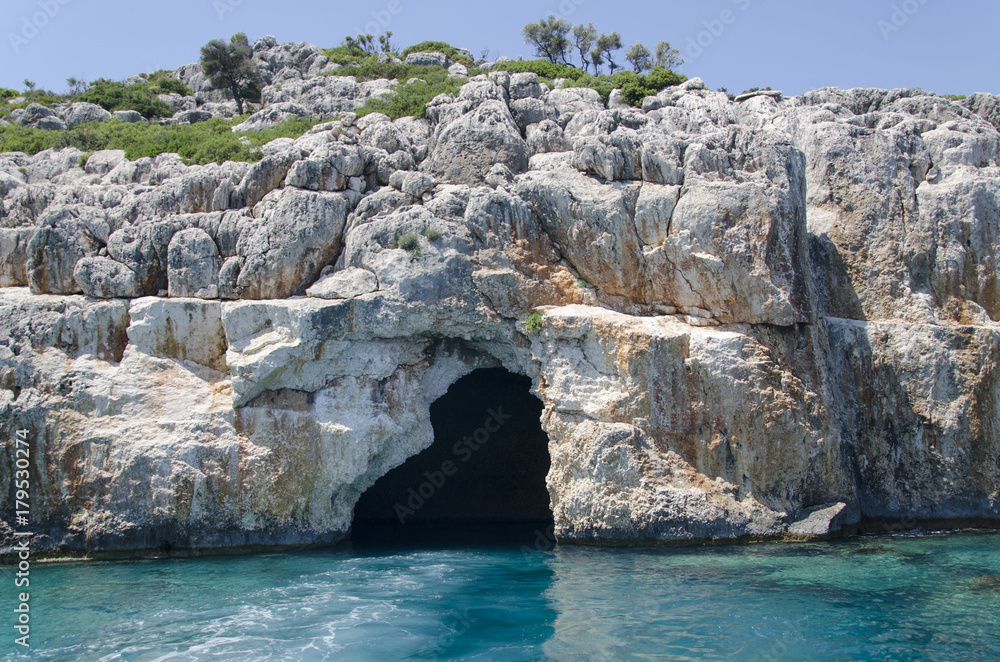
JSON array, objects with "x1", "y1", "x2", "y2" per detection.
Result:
[{"x1": 2, "y1": 52, "x2": 1000, "y2": 553}]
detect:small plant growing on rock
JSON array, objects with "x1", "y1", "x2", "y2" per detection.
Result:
[
  {"x1": 524, "y1": 310, "x2": 545, "y2": 334},
  {"x1": 423, "y1": 227, "x2": 442, "y2": 242},
  {"x1": 398, "y1": 232, "x2": 422, "y2": 257}
]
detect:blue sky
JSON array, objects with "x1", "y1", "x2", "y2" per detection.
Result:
[{"x1": 2, "y1": 0, "x2": 996, "y2": 97}]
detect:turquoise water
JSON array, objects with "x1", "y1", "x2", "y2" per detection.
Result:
[{"x1": 2, "y1": 531, "x2": 999, "y2": 661}]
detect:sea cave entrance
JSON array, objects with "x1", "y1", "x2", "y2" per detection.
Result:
[{"x1": 350, "y1": 367, "x2": 554, "y2": 546}]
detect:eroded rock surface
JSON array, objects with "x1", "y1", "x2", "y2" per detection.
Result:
[{"x1": 2, "y1": 56, "x2": 1000, "y2": 554}]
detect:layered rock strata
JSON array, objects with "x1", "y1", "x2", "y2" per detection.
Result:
[{"x1": 2, "y1": 60, "x2": 1000, "y2": 553}]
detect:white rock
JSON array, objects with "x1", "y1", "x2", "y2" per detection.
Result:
[{"x1": 306, "y1": 267, "x2": 378, "y2": 299}]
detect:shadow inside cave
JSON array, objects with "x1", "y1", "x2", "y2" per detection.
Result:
[{"x1": 349, "y1": 367, "x2": 554, "y2": 548}]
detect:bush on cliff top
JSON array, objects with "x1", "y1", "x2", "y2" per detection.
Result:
[
  {"x1": 338, "y1": 59, "x2": 481, "y2": 120},
  {"x1": 0, "y1": 75, "x2": 190, "y2": 121},
  {"x1": 0, "y1": 115, "x2": 318, "y2": 165},
  {"x1": 492, "y1": 59, "x2": 685, "y2": 107},
  {"x1": 78, "y1": 79, "x2": 175, "y2": 118},
  {"x1": 0, "y1": 89, "x2": 64, "y2": 120},
  {"x1": 355, "y1": 73, "x2": 469, "y2": 120},
  {"x1": 491, "y1": 59, "x2": 588, "y2": 81},
  {"x1": 400, "y1": 40, "x2": 472, "y2": 64}
]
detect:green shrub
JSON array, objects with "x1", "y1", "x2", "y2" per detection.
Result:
[
  {"x1": 397, "y1": 231, "x2": 422, "y2": 256},
  {"x1": 346, "y1": 60, "x2": 479, "y2": 120},
  {"x1": 0, "y1": 91, "x2": 64, "y2": 120},
  {"x1": 324, "y1": 34, "x2": 382, "y2": 66},
  {"x1": 325, "y1": 45, "x2": 486, "y2": 120},
  {"x1": 491, "y1": 60, "x2": 685, "y2": 107},
  {"x1": 323, "y1": 44, "x2": 367, "y2": 66},
  {"x1": 151, "y1": 76, "x2": 190, "y2": 97},
  {"x1": 401, "y1": 40, "x2": 470, "y2": 63},
  {"x1": 424, "y1": 227, "x2": 442, "y2": 241},
  {"x1": 491, "y1": 58, "x2": 587, "y2": 81},
  {"x1": 523, "y1": 310, "x2": 546, "y2": 334},
  {"x1": 943, "y1": 94, "x2": 967, "y2": 101},
  {"x1": 617, "y1": 68, "x2": 686, "y2": 106},
  {"x1": 0, "y1": 88, "x2": 19, "y2": 101},
  {"x1": 0, "y1": 116, "x2": 319, "y2": 165},
  {"x1": 325, "y1": 32, "x2": 397, "y2": 65},
  {"x1": 356, "y1": 75, "x2": 467, "y2": 120},
  {"x1": 332, "y1": 57, "x2": 479, "y2": 83},
  {"x1": 0, "y1": 123, "x2": 60, "y2": 154},
  {"x1": 79, "y1": 79, "x2": 174, "y2": 118}
]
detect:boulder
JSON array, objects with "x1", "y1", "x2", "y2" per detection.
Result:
[
  {"x1": 404, "y1": 52, "x2": 449, "y2": 67},
  {"x1": 425, "y1": 100, "x2": 528, "y2": 185},
  {"x1": 633, "y1": 184, "x2": 681, "y2": 247},
  {"x1": 127, "y1": 297, "x2": 228, "y2": 371},
  {"x1": 218, "y1": 256, "x2": 242, "y2": 300},
  {"x1": 736, "y1": 89, "x2": 782, "y2": 102},
  {"x1": 526, "y1": 119, "x2": 571, "y2": 155},
  {"x1": 236, "y1": 188, "x2": 351, "y2": 299},
  {"x1": 73, "y1": 257, "x2": 143, "y2": 298},
  {"x1": 306, "y1": 267, "x2": 378, "y2": 299},
  {"x1": 113, "y1": 110, "x2": 144, "y2": 123},
  {"x1": 787, "y1": 503, "x2": 848, "y2": 537},
  {"x1": 63, "y1": 102, "x2": 112, "y2": 129},
  {"x1": 359, "y1": 122, "x2": 412, "y2": 155},
  {"x1": 106, "y1": 221, "x2": 184, "y2": 296},
  {"x1": 401, "y1": 172, "x2": 437, "y2": 198},
  {"x1": 284, "y1": 144, "x2": 365, "y2": 192},
  {"x1": 175, "y1": 109, "x2": 213, "y2": 124},
  {"x1": 167, "y1": 228, "x2": 221, "y2": 299},
  {"x1": 233, "y1": 147, "x2": 303, "y2": 207},
  {"x1": 35, "y1": 116, "x2": 66, "y2": 131},
  {"x1": 231, "y1": 102, "x2": 310, "y2": 132},
  {"x1": 509, "y1": 73, "x2": 544, "y2": 100},
  {"x1": 26, "y1": 219, "x2": 102, "y2": 294},
  {"x1": 0, "y1": 228, "x2": 34, "y2": 287},
  {"x1": 510, "y1": 98, "x2": 548, "y2": 130},
  {"x1": 16, "y1": 103, "x2": 55, "y2": 127},
  {"x1": 83, "y1": 150, "x2": 127, "y2": 176}
]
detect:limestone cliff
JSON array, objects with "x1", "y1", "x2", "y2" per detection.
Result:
[{"x1": 2, "y1": 49, "x2": 1000, "y2": 553}]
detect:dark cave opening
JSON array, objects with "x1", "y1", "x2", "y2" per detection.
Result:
[{"x1": 350, "y1": 368, "x2": 554, "y2": 546}]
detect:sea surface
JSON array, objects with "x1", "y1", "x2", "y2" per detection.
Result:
[{"x1": 2, "y1": 530, "x2": 999, "y2": 661}]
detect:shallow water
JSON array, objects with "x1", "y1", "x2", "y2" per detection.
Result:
[{"x1": 2, "y1": 531, "x2": 999, "y2": 661}]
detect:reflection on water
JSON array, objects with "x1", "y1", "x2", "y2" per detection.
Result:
[{"x1": 2, "y1": 531, "x2": 999, "y2": 661}]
